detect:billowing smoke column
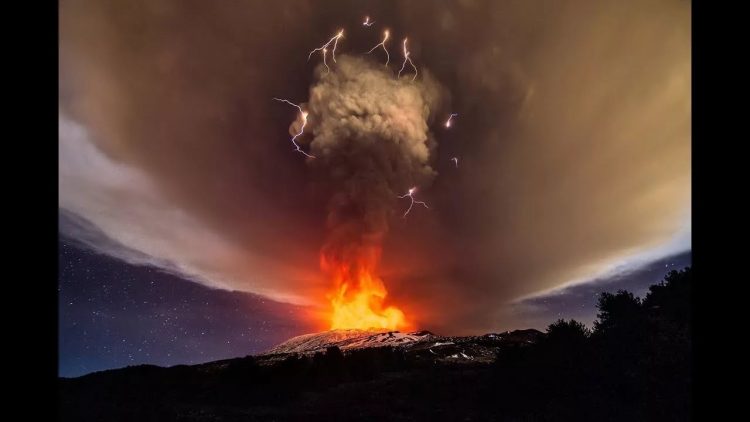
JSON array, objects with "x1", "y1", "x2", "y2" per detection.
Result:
[{"x1": 289, "y1": 55, "x2": 443, "y2": 330}]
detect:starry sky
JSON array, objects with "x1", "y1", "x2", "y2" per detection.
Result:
[
  {"x1": 514, "y1": 250, "x2": 692, "y2": 329},
  {"x1": 59, "y1": 0, "x2": 690, "y2": 376},
  {"x1": 59, "y1": 237, "x2": 315, "y2": 378},
  {"x1": 59, "y1": 233, "x2": 689, "y2": 377}
]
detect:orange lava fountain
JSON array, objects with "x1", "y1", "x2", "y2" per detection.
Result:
[{"x1": 321, "y1": 246, "x2": 408, "y2": 331}]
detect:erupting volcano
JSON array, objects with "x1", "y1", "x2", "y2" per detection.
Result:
[
  {"x1": 322, "y1": 245, "x2": 408, "y2": 330},
  {"x1": 280, "y1": 55, "x2": 443, "y2": 331}
]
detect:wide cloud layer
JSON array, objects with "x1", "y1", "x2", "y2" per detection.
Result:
[{"x1": 59, "y1": 0, "x2": 690, "y2": 333}]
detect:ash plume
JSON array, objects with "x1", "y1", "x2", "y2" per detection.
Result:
[
  {"x1": 298, "y1": 56, "x2": 444, "y2": 269},
  {"x1": 60, "y1": 0, "x2": 690, "y2": 333}
]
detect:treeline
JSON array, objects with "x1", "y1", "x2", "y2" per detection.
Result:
[
  {"x1": 490, "y1": 267, "x2": 692, "y2": 421},
  {"x1": 60, "y1": 345, "x2": 414, "y2": 420},
  {"x1": 220, "y1": 344, "x2": 412, "y2": 396}
]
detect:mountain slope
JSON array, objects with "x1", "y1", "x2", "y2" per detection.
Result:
[
  {"x1": 263, "y1": 329, "x2": 436, "y2": 354},
  {"x1": 258, "y1": 328, "x2": 544, "y2": 365}
]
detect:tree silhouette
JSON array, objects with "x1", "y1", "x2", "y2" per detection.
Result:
[
  {"x1": 594, "y1": 290, "x2": 643, "y2": 333},
  {"x1": 643, "y1": 267, "x2": 691, "y2": 326},
  {"x1": 546, "y1": 319, "x2": 590, "y2": 344}
]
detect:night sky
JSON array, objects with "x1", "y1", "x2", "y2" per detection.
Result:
[
  {"x1": 515, "y1": 250, "x2": 692, "y2": 329},
  {"x1": 59, "y1": 228, "x2": 689, "y2": 377},
  {"x1": 59, "y1": 237, "x2": 314, "y2": 378},
  {"x1": 59, "y1": 0, "x2": 690, "y2": 376}
]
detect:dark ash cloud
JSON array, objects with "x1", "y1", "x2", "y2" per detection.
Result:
[{"x1": 59, "y1": 0, "x2": 690, "y2": 333}]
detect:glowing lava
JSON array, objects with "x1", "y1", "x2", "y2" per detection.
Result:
[{"x1": 321, "y1": 247, "x2": 408, "y2": 331}]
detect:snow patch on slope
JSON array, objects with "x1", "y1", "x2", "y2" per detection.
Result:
[{"x1": 263, "y1": 329, "x2": 435, "y2": 355}]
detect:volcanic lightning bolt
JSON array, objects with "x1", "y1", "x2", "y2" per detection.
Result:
[
  {"x1": 322, "y1": 48, "x2": 330, "y2": 74},
  {"x1": 309, "y1": 29, "x2": 344, "y2": 63},
  {"x1": 365, "y1": 30, "x2": 390, "y2": 66},
  {"x1": 451, "y1": 157, "x2": 459, "y2": 168},
  {"x1": 272, "y1": 98, "x2": 315, "y2": 158},
  {"x1": 398, "y1": 187, "x2": 429, "y2": 218},
  {"x1": 363, "y1": 16, "x2": 374, "y2": 27},
  {"x1": 397, "y1": 38, "x2": 418, "y2": 81},
  {"x1": 445, "y1": 113, "x2": 458, "y2": 128}
]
